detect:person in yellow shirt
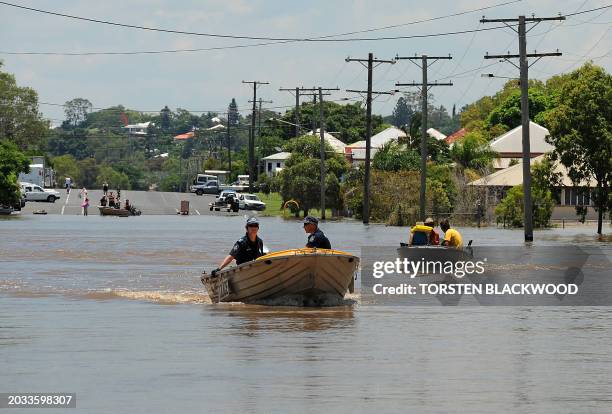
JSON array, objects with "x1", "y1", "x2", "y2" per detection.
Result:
[{"x1": 440, "y1": 219, "x2": 463, "y2": 248}]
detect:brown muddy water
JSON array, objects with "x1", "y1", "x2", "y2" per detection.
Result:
[{"x1": 1, "y1": 215, "x2": 611, "y2": 413}]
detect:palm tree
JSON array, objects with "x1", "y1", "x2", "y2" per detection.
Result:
[{"x1": 450, "y1": 132, "x2": 498, "y2": 171}]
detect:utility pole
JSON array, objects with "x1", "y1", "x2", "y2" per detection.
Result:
[
  {"x1": 395, "y1": 54, "x2": 453, "y2": 222},
  {"x1": 226, "y1": 106, "x2": 232, "y2": 174},
  {"x1": 279, "y1": 87, "x2": 303, "y2": 137},
  {"x1": 312, "y1": 92, "x2": 317, "y2": 133},
  {"x1": 242, "y1": 80, "x2": 269, "y2": 192},
  {"x1": 299, "y1": 87, "x2": 340, "y2": 220},
  {"x1": 346, "y1": 53, "x2": 395, "y2": 224},
  {"x1": 249, "y1": 98, "x2": 273, "y2": 137},
  {"x1": 481, "y1": 14, "x2": 564, "y2": 242}
]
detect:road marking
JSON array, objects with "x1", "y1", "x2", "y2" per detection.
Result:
[
  {"x1": 194, "y1": 209, "x2": 201, "y2": 216},
  {"x1": 61, "y1": 190, "x2": 70, "y2": 215}
]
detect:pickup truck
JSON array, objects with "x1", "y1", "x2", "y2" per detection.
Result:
[
  {"x1": 20, "y1": 182, "x2": 61, "y2": 203},
  {"x1": 191, "y1": 180, "x2": 221, "y2": 195},
  {"x1": 209, "y1": 190, "x2": 239, "y2": 212}
]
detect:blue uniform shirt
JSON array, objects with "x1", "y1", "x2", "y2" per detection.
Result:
[
  {"x1": 230, "y1": 234, "x2": 264, "y2": 265},
  {"x1": 306, "y1": 228, "x2": 331, "y2": 249}
]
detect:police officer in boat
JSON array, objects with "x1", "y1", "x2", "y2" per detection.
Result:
[
  {"x1": 212, "y1": 217, "x2": 265, "y2": 276},
  {"x1": 303, "y1": 215, "x2": 331, "y2": 249}
]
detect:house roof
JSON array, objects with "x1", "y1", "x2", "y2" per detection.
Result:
[
  {"x1": 124, "y1": 121, "x2": 152, "y2": 129},
  {"x1": 174, "y1": 131, "x2": 194, "y2": 140},
  {"x1": 469, "y1": 154, "x2": 596, "y2": 187},
  {"x1": 427, "y1": 128, "x2": 447, "y2": 141},
  {"x1": 262, "y1": 151, "x2": 292, "y2": 161},
  {"x1": 347, "y1": 126, "x2": 407, "y2": 149},
  {"x1": 347, "y1": 148, "x2": 383, "y2": 161},
  {"x1": 308, "y1": 129, "x2": 346, "y2": 153},
  {"x1": 489, "y1": 121, "x2": 554, "y2": 154},
  {"x1": 207, "y1": 124, "x2": 225, "y2": 131},
  {"x1": 445, "y1": 128, "x2": 467, "y2": 145}
]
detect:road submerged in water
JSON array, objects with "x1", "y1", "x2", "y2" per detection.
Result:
[{"x1": 1, "y1": 215, "x2": 611, "y2": 413}]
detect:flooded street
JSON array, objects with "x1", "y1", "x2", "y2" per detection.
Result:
[{"x1": 1, "y1": 215, "x2": 611, "y2": 413}]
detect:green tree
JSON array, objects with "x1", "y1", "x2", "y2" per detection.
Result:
[
  {"x1": 539, "y1": 63, "x2": 611, "y2": 234},
  {"x1": 0, "y1": 62, "x2": 49, "y2": 152},
  {"x1": 228, "y1": 98, "x2": 240, "y2": 126},
  {"x1": 96, "y1": 165, "x2": 130, "y2": 190},
  {"x1": 495, "y1": 183, "x2": 555, "y2": 228},
  {"x1": 391, "y1": 97, "x2": 413, "y2": 127},
  {"x1": 51, "y1": 154, "x2": 80, "y2": 185},
  {"x1": 281, "y1": 101, "x2": 383, "y2": 144},
  {"x1": 64, "y1": 98, "x2": 92, "y2": 128},
  {"x1": 486, "y1": 88, "x2": 550, "y2": 130},
  {"x1": 372, "y1": 142, "x2": 420, "y2": 171},
  {"x1": 450, "y1": 132, "x2": 498, "y2": 171},
  {"x1": 495, "y1": 158, "x2": 559, "y2": 228},
  {"x1": 160, "y1": 106, "x2": 171, "y2": 130},
  {"x1": 279, "y1": 135, "x2": 349, "y2": 216},
  {"x1": 76, "y1": 158, "x2": 99, "y2": 188},
  {"x1": 0, "y1": 140, "x2": 30, "y2": 208}
]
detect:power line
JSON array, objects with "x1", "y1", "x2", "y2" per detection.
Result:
[
  {"x1": 3, "y1": 4, "x2": 609, "y2": 56},
  {"x1": 0, "y1": 25, "x2": 522, "y2": 57},
  {"x1": 0, "y1": 0, "x2": 521, "y2": 42}
]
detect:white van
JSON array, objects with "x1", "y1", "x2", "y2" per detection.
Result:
[
  {"x1": 20, "y1": 182, "x2": 61, "y2": 203},
  {"x1": 193, "y1": 174, "x2": 218, "y2": 185}
]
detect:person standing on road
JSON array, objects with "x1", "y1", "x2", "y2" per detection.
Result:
[
  {"x1": 303, "y1": 216, "x2": 331, "y2": 249},
  {"x1": 81, "y1": 197, "x2": 90, "y2": 216},
  {"x1": 65, "y1": 177, "x2": 71, "y2": 194},
  {"x1": 79, "y1": 187, "x2": 87, "y2": 199},
  {"x1": 102, "y1": 181, "x2": 109, "y2": 196}
]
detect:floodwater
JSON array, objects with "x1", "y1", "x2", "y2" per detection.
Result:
[{"x1": 1, "y1": 215, "x2": 611, "y2": 413}]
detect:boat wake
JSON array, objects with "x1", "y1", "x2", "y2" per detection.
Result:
[
  {"x1": 83, "y1": 289, "x2": 212, "y2": 304},
  {"x1": 247, "y1": 293, "x2": 357, "y2": 307}
]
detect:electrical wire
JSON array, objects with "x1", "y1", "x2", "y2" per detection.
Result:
[
  {"x1": 2, "y1": 5, "x2": 609, "y2": 56},
  {"x1": 0, "y1": 0, "x2": 521, "y2": 42}
]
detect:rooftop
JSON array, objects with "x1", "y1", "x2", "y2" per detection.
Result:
[
  {"x1": 262, "y1": 151, "x2": 292, "y2": 161},
  {"x1": 469, "y1": 154, "x2": 596, "y2": 188},
  {"x1": 489, "y1": 121, "x2": 554, "y2": 154}
]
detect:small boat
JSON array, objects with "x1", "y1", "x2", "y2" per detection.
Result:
[
  {"x1": 397, "y1": 244, "x2": 474, "y2": 263},
  {"x1": 201, "y1": 248, "x2": 359, "y2": 306},
  {"x1": 33, "y1": 209, "x2": 48, "y2": 215},
  {"x1": 98, "y1": 206, "x2": 140, "y2": 217}
]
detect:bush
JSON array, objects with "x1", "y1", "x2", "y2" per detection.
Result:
[
  {"x1": 96, "y1": 165, "x2": 130, "y2": 190},
  {"x1": 495, "y1": 184, "x2": 555, "y2": 228}
]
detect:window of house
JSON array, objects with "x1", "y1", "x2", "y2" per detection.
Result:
[
  {"x1": 267, "y1": 162, "x2": 272, "y2": 172},
  {"x1": 277, "y1": 162, "x2": 281, "y2": 168}
]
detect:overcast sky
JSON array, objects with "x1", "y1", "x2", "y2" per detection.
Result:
[{"x1": 1, "y1": 0, "x2": 610, "y2": 126}]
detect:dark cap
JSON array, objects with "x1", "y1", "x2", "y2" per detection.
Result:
[
  {"x1": 303, "y1": 215, "x2": 318, "y2": 226},
  {"x1": 246, "y1": 217, "x2": 259, "y2": 226}
]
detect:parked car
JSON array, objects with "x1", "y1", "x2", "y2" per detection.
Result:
[
  {"x1": 209, "y1": 190, "x2": 239, "y2": 212},
  {"x1": 238, "y1": 193, "x2": 266, "y2": 211},
  {"x1": 191, "y1": 180, "x2": 220, "y2": 195},
  {"x1": 20, "y1": 182, "x2": 61, "y2": 203}
]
